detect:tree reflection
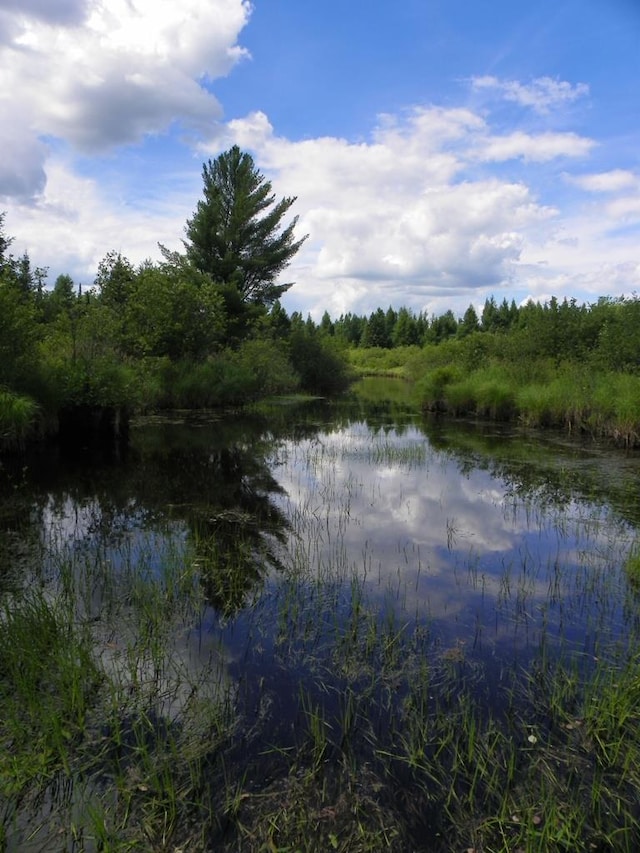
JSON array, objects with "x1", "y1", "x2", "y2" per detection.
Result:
[{"x1": 186, "y1": 447, "x2": 290, "y2": 615}]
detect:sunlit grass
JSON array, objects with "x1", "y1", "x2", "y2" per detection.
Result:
[{"x1": 413, "y1": 357, "x2": 640, "y2": 445}]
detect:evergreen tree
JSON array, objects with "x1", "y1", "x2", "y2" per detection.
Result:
[
  {"x1": 392, "y1": 307, "x2": 420, "y2": 346},
  {"x1": 458, "y1": 304, "x2": 480, "y2": 337},
  {"x1": 362, "y1": 308, "x2": 391, "y2": 348},
  {"x1": 320, "y1": 310, "x2": 334, "y2": 336},
  {"x1": 184, "y1": 146, "x2": 307, "y2": 306}
]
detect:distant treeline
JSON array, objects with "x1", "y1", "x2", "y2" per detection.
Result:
[
  {"x1": 311, "y1": 294, "x2": 640, "y2": 370},
  {"x1": 333, "y1": 294, "x2": 640, "y2": 446},
  {"x1": 3, "y1": 193, "x2": 639, "y2": 450}
]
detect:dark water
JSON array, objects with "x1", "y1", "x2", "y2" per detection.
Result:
[
  {"x1": 2, "y1": 379, "x2": 640, "y2": 847},
  {"x1": 3, "y1": 381, "x2": 639, "y2": 693}
]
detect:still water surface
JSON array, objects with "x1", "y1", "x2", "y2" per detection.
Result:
[
  {"x1": 4, "y1": 380, "x2": 639, "y2": 705},
  {"x1": 3, "y1": 378, "x2": 640, "y2": 847}
]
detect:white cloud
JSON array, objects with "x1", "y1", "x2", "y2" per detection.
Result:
[
  {"x1": 472, "y1": 75, "x2": 589, "y2": 114},
  {"x1": 474, "y1": 131, "x2": 595, "y2": 163},
  {"x1": 5, "y1": 158, "x2": 195, "y2": 285},
  {"x1": 606, "y1": 195, "x2": 640, "y2": 221},
  {"x1": 568, "y1": 169, "x2": 638, "y2": 193},
  {"x1": 1, "y1": 34, "x2": 637, "y2": 324},
  {"x1": 0, "y1": 0, "x2": 88, "y2": 28},
  {"x1": 221, "y1": 109, "x2": 563, "y2": 319},
  {"x1": 0, "y1": 0, "x2": 251, "y2": 199},
  {"x1": 0, "y1": 124, "x2": 47, "y2": 200}
]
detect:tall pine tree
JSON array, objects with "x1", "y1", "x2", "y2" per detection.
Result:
[{"x1": 184, "y1": 146, "x2": 307, "y2": 306}]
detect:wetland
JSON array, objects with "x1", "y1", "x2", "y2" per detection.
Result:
[{"x1": 2, "y1": 378, "x2": 640, "y2": 852}]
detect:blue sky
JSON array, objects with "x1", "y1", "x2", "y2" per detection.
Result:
[{"x1": 1, "y1": 0, "x2": 639, "y2": 319}]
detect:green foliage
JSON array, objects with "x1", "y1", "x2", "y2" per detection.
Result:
[
  {"x1": 458, "y1": 303, "x2": 480, "y2": 337},
  {"x1": 149, "y1": 357, "x2": 253, "y2": 408},
  {"x1": 124, "y1": 264, "x2": 227, "y2": 360},
  {"x1": 426, "y1": 308, "x2": 458, "y2": 343},
  {"x1": 289, "y1": 327, "x2": 353, "y2": 394},
  {"x1": 361, "y1": 307, "x2": 392, "y2": 348},
  {"x1": 0, "y1": 278, "x2": 42, "y2": 392},
  {"x1": 416, "y1": 363, "x2": 465, "y2": 408},
  {"x1": 0, "y1": 590, "x2": 101, "y2": 760},
  {"x1": 94, "y1": 250, "x2": 136, "y2": 309},
  {"x1": 185, "y1": 145, "x2": 307, "y2": 306},
  {"x1": 233, "y1": 338, "x2": 299, "y2": 395},
  {"x1": 624, "y1": 549, "x2": 640, "y2": 590},
  {"x1": 0, "y1": 390, "x2": 39, "y2": 449},
  {"x1": 348, "y1": 345, "x2": 421, "y2": 377},
  {"x1": 595, "y1": 297, "x2": 640, "y2": 372}
]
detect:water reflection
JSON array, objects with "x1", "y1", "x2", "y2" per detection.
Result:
[
  {"x1": 4, "y1": 385, "x2": 640, "y2": 850},
  {"x1": 268, "y1": 419, "x2": 635, "y2": 665},
  {"x1": 2, "y1": 413, "x2": 296, "y2": 615},
  {"x1": 3, "y1": 393, "x2": 639, "y2": 648}
]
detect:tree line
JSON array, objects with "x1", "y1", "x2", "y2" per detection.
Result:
[
  {"x1": 1, "y1": 144, "x2": 638, "y2": 450},
  {"x1": 310, "y1": 293, "x2": 639, "y2": 372},
  {"x1": 0, "y1": 147, "x2": 348, "y2": 447}
]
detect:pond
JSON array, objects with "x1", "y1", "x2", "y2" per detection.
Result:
[{"x1": 2, "y1": 378, "x2": 640, "y2": 852}]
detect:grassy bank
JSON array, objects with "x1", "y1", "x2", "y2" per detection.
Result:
[
  {"x1": 350, "y1": 338, "x2": 640, "y2": 447},
  {"x1": 0, "y1": 389, "x2": 40, "y2": 451}
]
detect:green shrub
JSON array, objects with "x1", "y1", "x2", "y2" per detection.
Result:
[
  {"x1": 416, "y1": 364, "x2": 465, "y2": 409},
  {"x1": 233, "y1": 338, "x2": 299, "y2": 396},
  {"x1": 290, "y1": 330, "x2": 353, "y2": 394},
  {"x1": 475, "y1": 378, "x2": 516, "y2": 420},
  {"x1": 0, "y1": 389, "x2": 39, "y2": 449}
]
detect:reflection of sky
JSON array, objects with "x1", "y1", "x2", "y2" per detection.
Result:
[
  {"x1": 270, "y1": 425, "x2": 635, "y2": 658},
  {"x1": 39, "y1": 493, "x2": 189, "y2": 620},
  {"x1": 28, "y1": 420, "x2": 639, "y2": 685}
]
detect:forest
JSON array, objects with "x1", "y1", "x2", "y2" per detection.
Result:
[{"x1": 1, "y1": 145, "x2": 640, "y2": 451}]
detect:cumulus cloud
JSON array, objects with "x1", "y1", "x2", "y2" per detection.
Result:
[
  {"x1": 0, "y1": 124, "x2": 47, "y2": 200},
  {"x1": 219, "y1": 108, "x2": 566, "y2": 318},
  {"x1": 472, "y1": 75, "x2": 589, "y2": 114},
  {"x1": 6, "y1": 158, "x2": 194, "y2": 284},
  {"x1": 1, "y1": 31, "x2": 635, "y2": 323},
  {"x1": 568, "y1": 169, "x2": 638, "y2": 193},
  {"x1": 0, "y1": 0, "x2": 88, "y2": 27},
  {"x1": 0, "y1": 0, "x2": 251, "y2": 199}
]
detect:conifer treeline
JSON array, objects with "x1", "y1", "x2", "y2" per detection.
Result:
[{"x1": 305, "y1": 293, "x2": 639, "y2": 371}]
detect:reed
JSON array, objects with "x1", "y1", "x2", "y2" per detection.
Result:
[{"x1": 0, "y1": 389, "x2": 39, "y2": 449}]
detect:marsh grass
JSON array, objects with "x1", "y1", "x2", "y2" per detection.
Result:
[
  {"x1": 416, "y1": 359, "x2": 640, "y2": 445},
  {"x1": 3, "y1": 418, "x2": 640, "y2": 851},
  {"x1": 624, "y1": 546, "x2": 640, "y2": 590},
  {"x1": 0, "y1": 389, "x2": 39, "y2": 450}
]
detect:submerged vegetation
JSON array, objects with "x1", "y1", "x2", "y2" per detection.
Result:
[{"x1": 2, "y1": 399, "x2": 640, "y2": 850}]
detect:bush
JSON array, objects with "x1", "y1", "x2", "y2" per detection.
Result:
[
  {"x1": 0, "y1": 389, "x2": 39, "y2": 450},
  {"x1": 233, "y1": 339, "x2": 299, "y2": 396},
  {"x1": 289, "y1": 330, "x2": 353, "y2": 394},
  {"x1": 416, "y1": 364, "x2": 465, "y2": 409}
]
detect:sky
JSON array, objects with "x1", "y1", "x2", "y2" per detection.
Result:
[{"x1": 1, "y1": 0, "x2": 639, "y2": 321}]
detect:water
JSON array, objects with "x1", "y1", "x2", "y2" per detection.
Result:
[{"x1": 2, "y1": 380, "x2": 640, "y2": 850}]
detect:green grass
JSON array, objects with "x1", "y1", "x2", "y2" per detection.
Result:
[
  {"x1": 347, "y1": 345, "x2": 422, "y2": 377},
  {"x1": 0, "y1": 389, "x2": 39, "y2": 449},
  {"x1": 411, "y1": 356, "x2": 640, "y2": 445}
]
